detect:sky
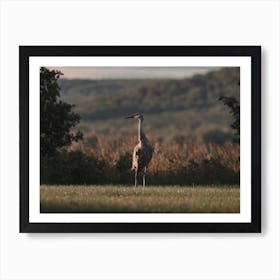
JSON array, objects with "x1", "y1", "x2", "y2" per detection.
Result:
[{"x1": 49, "y1": 67, "x2": 219, "y2": 80}]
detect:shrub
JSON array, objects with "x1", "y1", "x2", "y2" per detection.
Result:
[{"x1": 41, "y1": 151, "x2": 108, "y2": 185}]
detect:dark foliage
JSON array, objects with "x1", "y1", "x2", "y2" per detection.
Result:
[
  {"x1": 115, "y1": 152, "x2": 132, "y2": 183},
  {"x1": 218, "y1": 96, "x2": 240, "y2": 142},
  {"x1": 41, "y1": 151, "x2": 108, "y2": 185},
  {"x1": 40, "y1": 67, "x2": 83, "y2": 157}
]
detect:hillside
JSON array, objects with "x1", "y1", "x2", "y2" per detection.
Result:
[{"x1": 58, "y1": 67, "x2": 240, "y2": 143}]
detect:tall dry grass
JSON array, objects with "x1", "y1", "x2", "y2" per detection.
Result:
[
  {"x1": 80, "y1": 134, "x2": 239, "y2": 172},
  {"x1": 41, "y1": 134, "x2": 240, "y2": 185}
]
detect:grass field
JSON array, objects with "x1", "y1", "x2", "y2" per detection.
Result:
[{"x1": 40, "y1": 185, "x2": 240, "y2": 213}]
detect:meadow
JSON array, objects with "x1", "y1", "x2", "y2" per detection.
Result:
[{"x1": 40, "y1": 185, "x2": 240, "y2": 213}]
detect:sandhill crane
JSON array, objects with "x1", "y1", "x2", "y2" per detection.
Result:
[{"x1": 125, "y1": 113, "x2": 153, "y2": 187}]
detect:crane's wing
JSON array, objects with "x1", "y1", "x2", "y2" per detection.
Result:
[{"x1": 132, "y1": 142, "x2": 153, "y2": 172}]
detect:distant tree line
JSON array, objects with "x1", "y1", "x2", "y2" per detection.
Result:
[{"x1": 58, "y1": 67, "x2": 240, "y2": 128}]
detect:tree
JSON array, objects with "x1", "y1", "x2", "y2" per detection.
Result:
[
  {"x1": 219, "y1": 96, "x2": 240, "y2": 143},
  {"x1": 40, "y1": 67, "x2": 83, "y2": 157}
]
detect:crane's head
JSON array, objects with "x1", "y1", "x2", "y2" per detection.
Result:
[{"x1": 125, "y1": 112, "x2": 144, "y2": 121}]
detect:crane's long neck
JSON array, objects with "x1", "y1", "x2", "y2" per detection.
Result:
[{"x1": 138, "y1": 119, "x2": 143, "y2": 142}]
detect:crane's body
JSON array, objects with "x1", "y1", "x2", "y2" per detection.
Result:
[{"x1": 125, "y1": 113, "x2": 153, "y2": 187}]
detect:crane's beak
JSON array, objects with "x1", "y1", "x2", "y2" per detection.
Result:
[{"x1": 125, "y1": 115, "x2": 134, "y2": 119}]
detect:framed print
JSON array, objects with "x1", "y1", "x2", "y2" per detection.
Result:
[{"x1": 20, "y1": 46, "x2": 261, "y2": 233}]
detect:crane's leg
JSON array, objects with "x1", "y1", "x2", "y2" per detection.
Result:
[
  {"x1": 143, "y1": 167, "x2": 147, "y2": 187},
  {"x1": 134, "y1": 171, "x2": 137, "y2": 187}
]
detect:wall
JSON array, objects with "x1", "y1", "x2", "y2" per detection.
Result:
[{"x1": 0, "y1": 0, "x2": 279, "y2": 279}]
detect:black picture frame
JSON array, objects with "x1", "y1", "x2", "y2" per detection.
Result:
[{"x1": 20, "y1": 46, "x2": 261, "y2": 233}]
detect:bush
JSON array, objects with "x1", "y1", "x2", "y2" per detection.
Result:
[
  {"x1": 41, "y1": 151, "x2": 108, "y2": 185},
  {"x1": 115, "y1": 152, "x2": 133, "y2": 184}
]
